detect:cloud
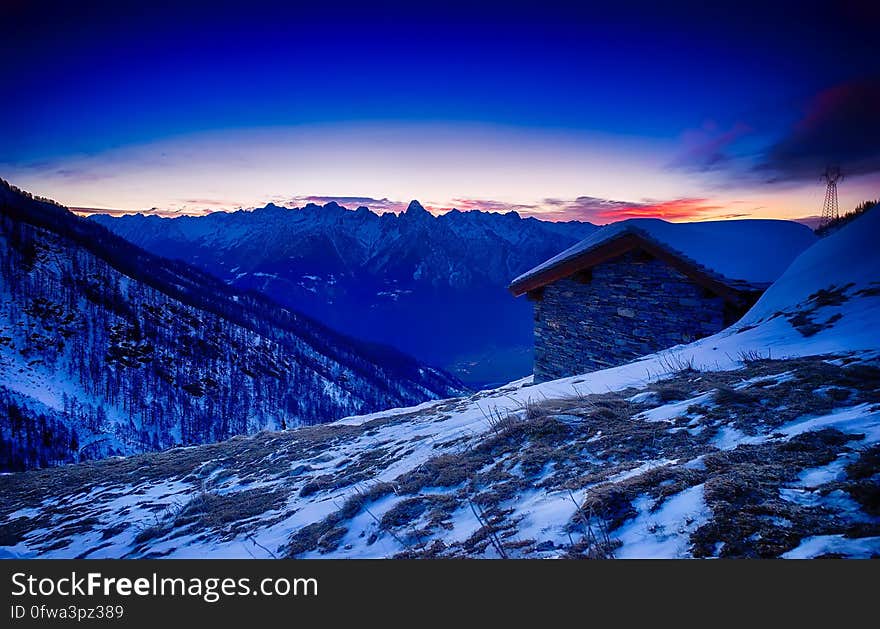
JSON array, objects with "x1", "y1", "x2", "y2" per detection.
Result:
[
  {"x1": 8, "y1": 160, "x2": 110, "y2": 184},
  {"x1": 71, "y1": 206, "x2": 185, "y2": 218},
  {"x1": 53, "y1": 168, "x2": 109, "y2": 183},
  {"x1": 604, "y1": 198, "x2": 725, "y2": 221},
  {"x1": 758, "y1": 78, "x2": 880, "y2": 182},
  {"x1": 537, "y1": 196, "x2": 637, "y2": 221},
  {"x1": 671, "y1": 121, "x2": 752, "y2": 172},
  {"x1": 445, "y1": 198, "x2": 538, "y2": 212},
  {"x1": 524, "y1": 196, "x2": 725, "y2": 223},
  {"x1": 181, "y1": 198, "x2": 243, "y2": 206},
  {"x1": 707, "y1": 213, "x2": 751, "y2": 220},
  {"x1": 289, "y1": 195, "x2": 406, "y2": 213}
]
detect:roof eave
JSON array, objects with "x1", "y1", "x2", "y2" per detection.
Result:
[{"x1": 509, "y1": 232, "x2": 642, "y2": 297}]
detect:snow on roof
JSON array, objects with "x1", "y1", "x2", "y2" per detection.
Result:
[{"x1": 511, "y1": 218, "x2": 817, "y2": 289}]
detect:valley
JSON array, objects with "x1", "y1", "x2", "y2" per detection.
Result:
[{"x1": 91, "y1": 201, "x2": 597, "y2": 387}]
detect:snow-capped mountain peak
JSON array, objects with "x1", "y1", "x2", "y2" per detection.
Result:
[{"x1": 403, "y1": 199, "x2": 432, "y2": 219}]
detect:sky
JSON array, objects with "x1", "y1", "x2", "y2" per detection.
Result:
[{"x1": 1, "y1": 1, "x2": 878, "y2": 224}]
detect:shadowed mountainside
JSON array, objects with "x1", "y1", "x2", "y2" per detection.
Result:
[{"x1": 0, "y1": 179, "x2": 465, "y2": 470}]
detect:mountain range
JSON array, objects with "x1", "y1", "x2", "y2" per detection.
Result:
[
  {"x1": 0, "y1": 179, "x2": 464, "y2": 470},
  {"x1": 6, "y1": 203, "x2": 877, "y2": 558},
  {"x1": 91, "y1": 201, "x2": 597, "y2": 386}
]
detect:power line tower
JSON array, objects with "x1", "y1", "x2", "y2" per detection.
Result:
[{"x1": 819, "y1": 166, "x2": 843, "y2": 227}]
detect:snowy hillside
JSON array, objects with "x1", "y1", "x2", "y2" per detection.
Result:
[
  {"x1": 1, "y1": 206, "x2": 878, "y2": 559},
  {"x1": 0, "y1": 180, "x2": 464, "y2": 471},
  {"x1": 91, "y1": 201, "x2": 597, "y2": 386}
]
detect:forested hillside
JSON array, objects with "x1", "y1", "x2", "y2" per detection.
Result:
[{"x1": 0, "y1": 180, "x2": 463, "y2": 470}]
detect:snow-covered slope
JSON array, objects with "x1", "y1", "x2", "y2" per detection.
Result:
[
  {"x1": 742, "y1": 205, "x2": 880, "y2": 323},
  {"x1": 2, "y1": 207, "x2": 878, "y2": 559},
  {"x1": 512, "y1": 217, "x2": 817, "y2": 287}
]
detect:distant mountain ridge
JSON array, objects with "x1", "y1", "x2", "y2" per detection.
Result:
[
  {"x1": 91, "y1": 201, "x2": 598, "y2": 385},
  {"x1": 0, "y1": 179, "x2": 464, "y2": 470}
]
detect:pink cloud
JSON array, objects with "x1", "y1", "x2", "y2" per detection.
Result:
[{"x1": 520, "y1": 196, "x2": 728, "y2": 223}]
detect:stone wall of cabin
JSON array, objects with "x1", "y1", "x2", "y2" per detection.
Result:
[{"x1": 532, "y1": 251, "x2": 735, "y2": 383}]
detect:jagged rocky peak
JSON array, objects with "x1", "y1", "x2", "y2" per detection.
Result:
[
  {"x1": 298, "y1": 201, "x2": 348, "y2": 215},
  {"x1": 403, "y1": 199, "x2": 432, "y2": 219},
  {"x1": 255, "y1": 201, "x2": 288, "y2": 215}
]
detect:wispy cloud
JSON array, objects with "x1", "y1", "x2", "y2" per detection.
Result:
[
  {"x1": 437, "y1": 198, "x2": 540, "y2": 213},
  {"x1": 53, "y1": 167, "x2": 110, "y2": 183},
  {"x1": 12, "y1": 160, "x2": 111, "y2": 184},
  {"x1": 670, "y1": 121, "x2": 752, "y2": 172},
  {"x1": 600, "y1": 198, "x2": 725, "y2": 221},
  {"x1": 289, "y1": 195, "x2": 406, "y2": 213},
  {"x1": 535, "y1": 196, "x2": 635, "y2": 221},
  {"x1": 664, "y1": 78, "x2": 880, "y2": 192},
  {"x1": 181, "y1": 198, "x2": 243, "y2": 207},
  {"x1": 521, "y1": 196, "x2": 727, "y2": 223},
  {"x1": 71, "y1": 206, "x2": 186, "y2": 218}
]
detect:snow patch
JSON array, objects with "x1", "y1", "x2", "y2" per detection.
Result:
[{"x1": 614, "y1": 485, "x2": 709, "y2": 559}]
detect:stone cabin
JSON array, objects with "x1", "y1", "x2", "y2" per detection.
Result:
[{"x1": 509, "y1": 218, "x2": 816, "y2": 383}]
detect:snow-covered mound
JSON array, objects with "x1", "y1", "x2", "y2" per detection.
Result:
[
  {"x1": 1, "y1": 209, "x2": 878, "y2": 559},
  {"x1": 513, "y1": 217, "x2": 816, "y2": 287},
  {"x1": 742, "y1": 204, "x2": 880, "y2": 322}
]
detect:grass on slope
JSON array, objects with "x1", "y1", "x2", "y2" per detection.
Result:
[{"x1": 1, "y1": 355, "x2": 878, "y2": 558}]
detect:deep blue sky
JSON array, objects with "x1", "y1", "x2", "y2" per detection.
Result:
[{"x1": 2, "y1": 1, "x2": 878, "y2": 221}]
